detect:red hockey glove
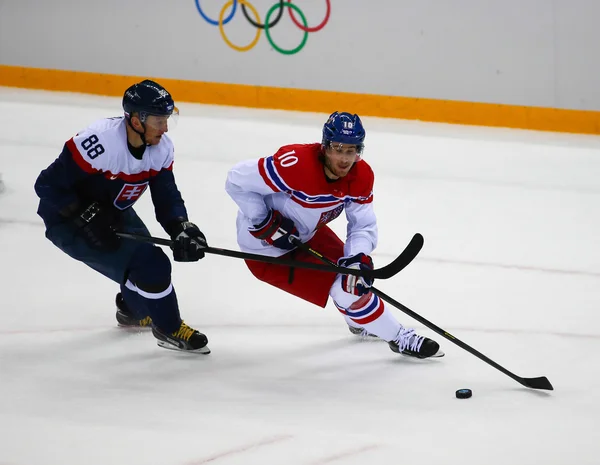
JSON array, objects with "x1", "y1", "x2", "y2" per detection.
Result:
[
  {"x1": 338, "y1": 253, "x2": 374, "y2": 296},
  {"x1": 249, "y1": 210, "x2": 298, "y2": 251}
]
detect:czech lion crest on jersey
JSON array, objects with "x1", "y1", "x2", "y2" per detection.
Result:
[
  {"x1": 315, "y1": 204, "x2": 344, "y2": 229},
  {"x1": 114, "y1": 182, "x2": 149, "y2": 210}
]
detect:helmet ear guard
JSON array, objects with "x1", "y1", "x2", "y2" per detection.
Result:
[{"x1": 322, "y1": 111, "x2": 366, "y2": 154}]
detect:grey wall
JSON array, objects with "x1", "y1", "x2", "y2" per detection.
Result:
[{"x1": 1, "y1": 0, "x2": 599, "y2": 110}]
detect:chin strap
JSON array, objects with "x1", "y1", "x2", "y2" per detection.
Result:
[{"x1": 126, "y1": 117, "x2": 149, "y2": 146}]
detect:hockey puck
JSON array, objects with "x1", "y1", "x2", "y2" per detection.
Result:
[{"x1": 455, "y1": 389, "x2": 472, "y2": 399}]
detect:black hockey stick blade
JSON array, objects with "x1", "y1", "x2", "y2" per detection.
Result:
[
  {"x1": 116, "y1": 232, "x2": 422, "y2": 280},
  {"x1": 372, "y1": 287, "x2": 554, "y2": 391},
  {"x1": 293, "y1": 233, "x2": 424, "y2": 280},
  {"x1": 293, "y1": 236, "x2": 553, "y2": 391},
  {"x1": 520, "y1": 376, "x2": 554, "y2": 391},
  {"x1": 370, "y1": 233, "x2": 424, "y2": 279}
]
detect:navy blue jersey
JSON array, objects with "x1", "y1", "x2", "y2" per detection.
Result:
[{"x1": 35, "y1": 117, "x2": 187, "y2": 231}]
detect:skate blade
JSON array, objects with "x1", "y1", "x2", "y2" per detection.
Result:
[
  {"x1": 117, "y1": 324, "x2": 152, "y2": 331},
  {"x1": 156, "y1": 340, "x2": 211, "y2": 354},
  {"x1": 401, "y1": 349, "x2": 445, "y2": 359}
]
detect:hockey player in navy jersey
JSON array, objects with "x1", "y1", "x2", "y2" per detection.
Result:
[
  {"x1": 226, "y1": 112, "x2": 442, "y2": 359},
  {"x1": 35, "y1": 79, "x2": 210, "y2": 354}
]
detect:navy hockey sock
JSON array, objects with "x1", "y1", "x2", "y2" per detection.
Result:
[
  {"x1": 123, "y1": 244, "x2": 182, "y2": 332},
  {"x1": 123, "y1": 279, "x2": 182, "y2": 333},
  {"x1": 120, "y1": 284, "x2": 148, "y2": 319}
]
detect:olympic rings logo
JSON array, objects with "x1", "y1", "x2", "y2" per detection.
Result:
[{"x1": 194, "y1": 0, "x2": 331, "y2": 54}]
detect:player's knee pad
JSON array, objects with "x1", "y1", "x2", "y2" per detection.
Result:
[{"x1": 126, "y1": 244, "x2": 172, "y2": 291}]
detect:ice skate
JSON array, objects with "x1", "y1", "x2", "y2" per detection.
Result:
[
  {"x1": 388, "y1": 326, "x2": 444, "y2": 359},
  {"x1": 115, "y1": 293, "x2": 152, "y2": 328},
  {"x1": 347, "y1": 325, "x2": 377, "y2": 338},
  {"x1": 152, "y1": 321, "x2": 210, "y2": 354}
]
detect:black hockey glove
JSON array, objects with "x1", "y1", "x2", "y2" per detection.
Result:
[
  {"x1": 338, "y1": 253, "x2": 374, "y2": 296},
  {"x1": 71, "y1": 202, "x2": 120, "y2": 252},
  {"x1": 249, "y1": 210, "x2": 299, "y2": 251},
  {"x1": 167, "y1": 220, "x2": 208, "y2": 262}
]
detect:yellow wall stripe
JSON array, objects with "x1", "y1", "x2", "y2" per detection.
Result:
[{"x1": 2, "y1": 65, "x2": 599, "y2": 135}]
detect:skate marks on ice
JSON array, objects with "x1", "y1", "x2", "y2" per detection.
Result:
[
  {"x1": 182, "y1": 435, "x2": 382, "y2": 465},
  {"x1": 181, "y1": 430, "x2": 384, "y2": 465},
  {"x1": 414, "y1": 254, "x2": 600, "y2": 278},
  {"x1": 0, "y1": 217, "x2": 44, "y2": 227},
  {"x1": 184, "y1": 434, "x2": 294, "y2": 464}
]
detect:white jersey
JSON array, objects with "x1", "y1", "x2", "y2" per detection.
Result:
[
  {"x1": 225, "y1": 143, "x2": 378, "y2": 257},
  {"x1": 35, "y1": 116, "x2": 188, "y2": 228},
  {"x1": 68, "y1": 117, "x2": 174, "y2": 181}
]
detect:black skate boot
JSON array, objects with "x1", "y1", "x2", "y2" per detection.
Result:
[
  {"x1": 152, "y1": 321, "x2": 210, "y2": 354},
  {"x1": 388, "y1": 327, "x2": 444, "y2": 359},
  {"x1": 348, "y1": 325, "x2": 377, "y2": 338},
  {"x1": 115, "y1": 293, "x2": 152, "y2": 328}
]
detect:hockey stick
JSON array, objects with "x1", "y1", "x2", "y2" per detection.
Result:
[
  {"x1": 291, "y1": 238, "x2": 554, "y2": 391},
  {"x1": 116, "y1": 232, "x2": 424, "y2": 280}
]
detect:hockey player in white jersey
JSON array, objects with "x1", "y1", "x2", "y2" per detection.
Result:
[
  {"x1": 35, "y1": 80, "x2": 210, "y2": 354},
  {"x1": 225, "y1": 112, "x2": 443, "y2": 359}
]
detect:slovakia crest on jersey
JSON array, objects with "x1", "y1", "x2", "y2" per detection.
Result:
[{"x1": 114, "y1": 182, "x2": 149, "y2": 210}]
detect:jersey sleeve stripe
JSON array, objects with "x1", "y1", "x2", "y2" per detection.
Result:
[
  {"x1": 290, "y1": 193, "x2": 371, "y2": 208},
  {"x1": 263, "y1": 157, "x2": 351, "y2": 205},
  {"x1": 258, "y1": 157, "x2": 283, "y2": 193},
  {"x1": 265, "y1": 156, "x2": 292, "y2": 192},
  {"x1": 353, "y1": 193, "x2": 374, "y2": 204},
  {"x1": 67, "y1": 138, "x2": 97, "y2": 174},
  {"x1": 291, "y1": 197, "x2": 342, "y2": 209},
  {"x1": 260, "y1": 155, "x2": 373, "y2": 207}
]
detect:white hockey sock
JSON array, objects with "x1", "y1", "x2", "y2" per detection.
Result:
[
  {"x1": 344, "y1": 315, "x2": 362, "y2": 330},
  {"x1": 331, "y1": 276, "x2": 403, "y2": 342}
]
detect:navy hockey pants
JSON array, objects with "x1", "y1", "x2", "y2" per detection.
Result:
[
  {"x1": 45, "y1": 208, "x2": 153, "y2": 284},
  {"x1": 45, "y1": 208, "x2": 182, "y2": 332}
]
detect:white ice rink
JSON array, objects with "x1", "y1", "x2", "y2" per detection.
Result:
[{"x1": 1, "y1": 88, "x2": 599, "y2": 465}]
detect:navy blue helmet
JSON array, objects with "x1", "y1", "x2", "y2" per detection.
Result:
[
  {"x1": 322, "y1": 111, "x2": 366, "y2": 153},
  {"x1": 122, "y1": 80, "x2": 175, "y2": 122}
]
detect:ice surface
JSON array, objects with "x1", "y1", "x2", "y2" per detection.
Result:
[{"x1": 1, "y1": 88, "x2": 599, "y2": 465}]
